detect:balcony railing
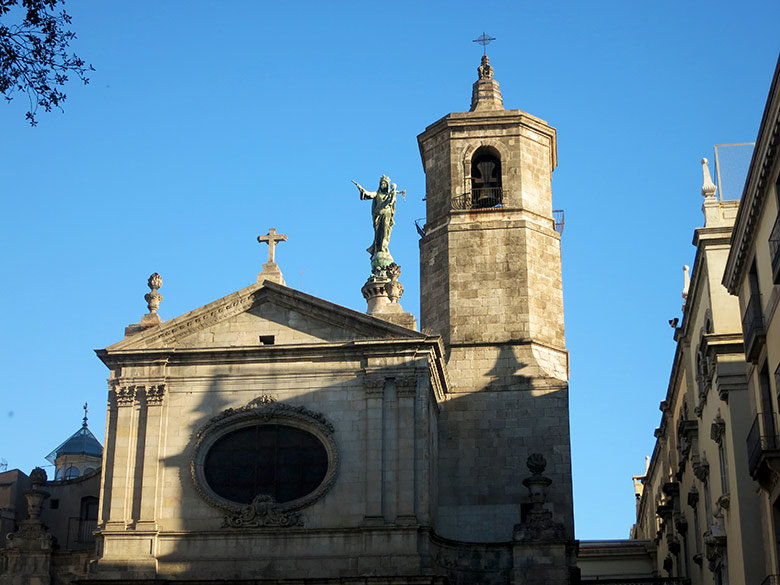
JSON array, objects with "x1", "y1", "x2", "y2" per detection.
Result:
[
  {"x1": 451, "y1": 188, "x2": 503, "y2": 210},
  {"x1": 770, "y1": 214, "x2": 780, "y2": 284},
  {"x1": 760, "y1": 575, "x2": 780, "y2": 585},
  {"x1": 78, "y1": 518, "x2": 97, "y2": 543},
  {"x1": 748, "y1": 412, "x2": 780, "y2": 479},
  {"x1": 65, "y1": 517, "x2": 97, "y2": 549},
  {"x1": 742, "y1": 294, "x2": 765, "y2": 362}
]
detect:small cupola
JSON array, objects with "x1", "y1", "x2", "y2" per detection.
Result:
[{"x1": 46, "y1": 403, "x2": 103, "y2": 480}]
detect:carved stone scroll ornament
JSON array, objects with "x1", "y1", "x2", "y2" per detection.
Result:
[{"x1": 223, "y1": 494, "x2": 303, "y2": 528}]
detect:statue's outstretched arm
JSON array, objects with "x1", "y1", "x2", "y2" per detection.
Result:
[{"x1": 352, "y1": 180, "x2": 374, "y2": 200}]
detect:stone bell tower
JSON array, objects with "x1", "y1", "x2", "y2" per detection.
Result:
[{"x1": 418, "y1": 52, "x2": 575, "y2": 580}]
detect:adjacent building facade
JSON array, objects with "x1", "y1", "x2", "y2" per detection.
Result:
[
  {"x1": 631, "y1": 159, "x2": 763, "y2": 585},
  {"x1": 722, "y1": 55, "x2": 780, "y2": 584}
]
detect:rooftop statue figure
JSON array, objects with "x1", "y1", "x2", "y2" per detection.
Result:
[{"x1": 352, "y1": 175, "x2": 404, "y2": 276}]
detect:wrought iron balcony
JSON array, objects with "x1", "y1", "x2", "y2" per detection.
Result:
[
  {"x1": 451, "y1": 188, "x2": 503, "y2": 210},
  {"x1": 65, "y1": 517, "x2": 97, "y2": 549},
  {"x1": 742, "y1": 294, "x2": 765, "y2": 363},
  {"x1": 748, "y1": 412, "x2": 780, "y2": 481},
  {"x1": 770, "y1": 213, "x2": 780, "y2": 284}
]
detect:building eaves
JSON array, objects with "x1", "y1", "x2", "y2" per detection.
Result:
[{"x1": 723, "y1": 55, "x2": 780, "y2": 294}]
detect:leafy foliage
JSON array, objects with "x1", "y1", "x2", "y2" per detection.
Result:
[{"x1": 0, "y1": 0, "x2": 92, "y2": 125}]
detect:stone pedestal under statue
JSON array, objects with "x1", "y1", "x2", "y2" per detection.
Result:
[{"x1": 361, "y1": 263, "x2": 416, "y2": 330}]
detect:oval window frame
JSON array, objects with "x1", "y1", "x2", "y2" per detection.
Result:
[{"x1": 191, "y1": 396, "x2": 339, "y2": 514}]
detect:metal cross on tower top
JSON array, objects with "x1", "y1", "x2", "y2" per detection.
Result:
[
  {"x1": 472, "y1": 32, "x2": 496, "y2": 56},
  {"x1": 82, "y1": 402, "x2": 88, "y2": 427},
  {"x1": 257, "y1": 227, "x2": 288, "y2": 264}
]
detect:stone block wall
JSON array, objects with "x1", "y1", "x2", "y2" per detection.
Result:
[{"x1": 94, "y1": 333, "x2": 446, "y2": 581}]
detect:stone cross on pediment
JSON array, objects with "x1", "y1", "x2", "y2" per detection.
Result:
[
  {"x1": 257, "y1": 228, "x2": 288, "y2": 264},
  {"x1": 256, "y1": 227, "x2": 288, "y2": 286}
]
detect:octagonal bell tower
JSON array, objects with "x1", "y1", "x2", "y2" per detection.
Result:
[{"x1": 418, "y1": 54, "x2": 574, "y2": 562}]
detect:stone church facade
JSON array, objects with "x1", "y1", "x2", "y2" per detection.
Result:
[{"x1": 2, "y1": 55, "x2": 577, "y2": 585}]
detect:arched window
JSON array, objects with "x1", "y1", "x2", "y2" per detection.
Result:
[
  {"x1": 54, "y1": 468, "x2": 63, "y2": 480},
  {"x1": 83, "y1": 467, "x2": 95, "y2": 475},
  {"x1": 64, "y1": 466, "x2": 80, "y2": 479},
  {"x1": 470, "y1": 146, "x2": 502, "y2": 208}
]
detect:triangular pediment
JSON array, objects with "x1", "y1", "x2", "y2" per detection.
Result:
[{"x1": 106, "y1": 281, "x2": 422, "y2": 351}]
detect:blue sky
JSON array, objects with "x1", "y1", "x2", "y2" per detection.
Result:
[{"x1": 1, "y1": 1, "x2": 779, "y2": 540}]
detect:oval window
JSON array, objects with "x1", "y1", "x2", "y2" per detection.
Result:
[{"x1": 203, "y1": 424, "x2": 328, "y2": 505}]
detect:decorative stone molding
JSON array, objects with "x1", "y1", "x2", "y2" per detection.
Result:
[
  {"x1": 655, "y1": 503, "x2": 673, "y2": 522},
  {"x1": 704, "y1": 528, "x2": 727, "y2": 574},
  {"x1": 692, "y1": 456, "x2": 710, "y2": 483},
  {"x1": 363, "y1": 374, "x2": 386, "y2": 396},
  {"x1": 113, "y1": 385, "x2": 137, "y2": 406},
  {"x1": 190, "y1": 396, "x2": 338, "y2": 522},
  {"x1": 661, "y1": 481, "x2": 680, "y2": 502},
  {"x1": 667, "y1": 534, "x2": 681, "y2": 555},
  {"x1": 677, "y1": 418, "x2": 697, "y2": 462},
  {"x1": 395, "y1": 374, "x2": 417, "y2": 396},
  {"x1": 687, "y1": 489, "x2": 699, "y2": 509},
  {"x1": 711, "y1": 415, "x2": 726, "y2": 445},
  {"x1": 662, "y1": 554, "x2": 674, "y2": 575},
  {"x1": 145, "y1": 384, "x2": 166, "y2": 405},
  {"x1": 673, "y1": 511, "x2": 688, "y2": 534},
  {"x1": 223, "y1": 494, "x2": 303, "y2": 528},
  {"x1": 716, "y1": 493, "x2": 731, "y2": 511}
]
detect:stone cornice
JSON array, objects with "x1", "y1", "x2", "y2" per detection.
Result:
[
  {"x1": 680, "y1": 226, "x2": 735, "y2": 341},
  {"x1": 724, "y1": 56, "x2": 780, "y2": 294},
  {"x1": 98, "y1": 337, "x2": 451, "y2": 401},
  {"x1": 418, "y1": 108, "x2": 557, "y2": 171},
  {"x1": 98, "y1": 337, "x2": 441, "y2": 366}
]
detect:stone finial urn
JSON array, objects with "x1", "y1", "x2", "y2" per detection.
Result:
[
  {"x1": 514, "y1": 453, "x2": 565, "y2": 542},
  {"x1": 25, "y1": 467, "x2": 50, "y2": 521}
]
